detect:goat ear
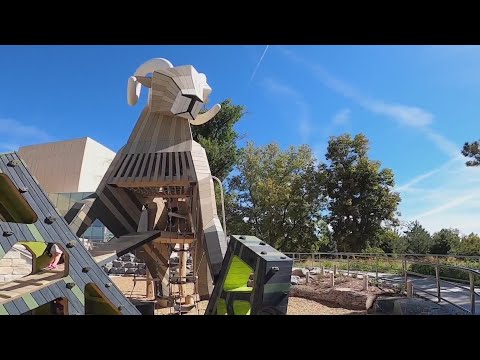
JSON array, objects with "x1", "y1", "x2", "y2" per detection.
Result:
[
  {"x1": 135, "y1": 76, "x2": 152, "y2": 88},
  {"x1": 127, "y1": 76, "x2": 142, "y2": 106}
]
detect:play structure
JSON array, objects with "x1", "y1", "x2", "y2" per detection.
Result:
[{"x1": 0, "y1": 58, "x2": 293, "y2": 315}]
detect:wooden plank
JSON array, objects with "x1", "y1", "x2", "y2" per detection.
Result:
[
  {"x1": 3, "y1": 301, "x2": 20, "y2": 315},
  {"x1": 175, "y1": 152, "x2": 181, "y2": 181},
  {"x1": 12, "y1": 297, "x2": 29, "y2": 314},
  {"x1": 102, "y1": 187, "x2": 138, "y2": 231},
  {"x1": 30, "y1": 289, "x2": 48, "y2": 307},
  {"x1": 22, "y1": 293, "x2": 39, "y2": 310},
  {"x1": 63, "y1": 276, "x2": 85, "y2": 305},
  {"x1": 53, "y1": 281, "x2": 84, "y2": 314},
  {"x1": 0, "y1": 304, "x2": 8, "y2": 315},
  {"x1": 39, "y1": 286, "x2": 56, "y2": 303}
]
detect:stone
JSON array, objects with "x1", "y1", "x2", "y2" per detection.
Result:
[
  {"x1": 372, "y1": 296, "x2": 405, "y2": 314},
  {"x1": 135, "y1": 268, "x2": 147, "y2": 276},
  {"x1": 104, "y1": 263, "x2": 113, "y2": 271},
  {"x1": 110, "y1": 268, "x2": 127, "y2": 275},
  {"x1": 126, "y1": 268, "x2": 137, "y2": 274},
  {"x1": 291, "y1": 275, "x2": 301, "y2": 285},
  {"x1": 121, "y1": 253, "x2": 135, "y2": 262},
  {"x1": 12, "y1": 258, "x2": 30, "y2": 266},
  {"x1": 13, "y1": 267, "x2": 31, "y2": 275},
  {"x1": 112, "y1": 260, "x2": 123, "y2": 268},
  {"x1": 137, "y1": 263, "x2": 146, "y2": 270},
  {"x1": 124, "y1": 262, "x2": 137, "y2": 269},
  {"x1": 392, "y1": 298, "x2": 468, "y2": 315},
  {"x1": 0, "y1": 267, "x2": 13, "y2": 275},
  {"x1": 292, "y1": 268, "x2": 309, "y2": 277}
]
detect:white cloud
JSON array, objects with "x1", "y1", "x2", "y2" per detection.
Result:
[
  {"x1": 262, "y1": 78, "x2": 313, "y2": 142},
  {"x1": 0, "y1": 118, "x2": 53, "y2": 152},
  {"x1": 399, "y1": 160, "x2": 480, "y2": 234},
  {"x1": 332, "y1": 109, "x2": 351, "y2": 126},
  {"x1": 277, "y1": 46, "x2": 459, "y2": 158},
  {"x1": 277, "y1": 47, "x2": 479, "y2": 233}
]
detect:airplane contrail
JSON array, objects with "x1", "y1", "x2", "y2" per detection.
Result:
[{"x1": 249, "y1": 45, "x2": 270, "y2": 82}]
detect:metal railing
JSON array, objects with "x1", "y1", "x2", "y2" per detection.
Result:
[{"x1": 285, "y1": 252, "x2": 480, "y2": 315}]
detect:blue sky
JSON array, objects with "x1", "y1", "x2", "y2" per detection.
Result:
[{"x1": 1, "y1": 45, "x2": 480, "y2": 235}]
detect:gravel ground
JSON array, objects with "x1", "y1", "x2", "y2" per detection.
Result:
[{"x1": 111, "y1": 275, "x2": 365, "y2": 315}]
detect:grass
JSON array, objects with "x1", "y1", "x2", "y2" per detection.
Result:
[{"x1": 293, "y1": 256, "x2": 480, "y2": 285}]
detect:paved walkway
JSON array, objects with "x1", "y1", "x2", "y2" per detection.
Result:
[{"x1": 325, "y1": 269, "x2": 480, "y2": 314}]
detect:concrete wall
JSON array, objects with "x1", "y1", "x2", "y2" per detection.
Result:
[
  {"x1": 0, "y1": 244, "x2": 32, "y2": 283},
  {"x1": 78, "y1": 138, "x2": 116, "y2": 192},
  {"x1": 19, "y1": 138, "x2": 87, "y2": 193},
  {"x1": 18, "y1": 137, "x2": 116, "y2": 193}
]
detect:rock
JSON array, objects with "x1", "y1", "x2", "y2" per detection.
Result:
[
  {"x1": 365, "y1": 294, "x2": 377, "y2": 311},
  {"x1": 124, "y1": 262, "x2": 137, "y2": 269},
  {"x1": 112, "y1": 260, "x2": 123, "y2": 268},
  {"x1": 170, "y1": 256, "x2": 180, "y2": 264},
  {"x1": 121, "y1": 253, "x2": 135, "y2": 262},
  {"x1": 110, "y1": 268, "x2": 126, "y2": 275},
  {"x1": 292, "y1": 268, "x2": 309, "y2": 277},
  {"x1": 290, "y1": 285, "x2": 367, "y2": 310},
  {"x1": 291, "y1": 275, "x2": 301, "y2": 285},
  {"x1": 372, "y1": 296, "x2": 405, "y2": 314},
  {"x1": 104, "y1": 263, "x2": 113, "y2": 271},
  {"x1": 137, "y1": 263, "x2": 146, "y2": 270},
  {"x1": 393, "y1": 298, "x2": 468, "y2": 315},
  {"x1": 135, "y1": 268, "x2": 147, "y2": 276},
  {"x1": 126, "y1": 268, "x2": 137, "y2": 274}
]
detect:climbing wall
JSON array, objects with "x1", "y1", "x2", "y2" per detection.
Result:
[{"x1": 0, "y1": 152, "x2": 140, "y2": 315}]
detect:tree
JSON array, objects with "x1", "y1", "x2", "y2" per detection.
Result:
[
  {"x1": 323, "y1": 133, "x2": 401, "y2": 252},
  {"x1": 373, "y1": 228, "x2": 405, "y2": 254},
  {"x1": 462, "y1": 141, "x2": 480, "y2": 167},
  {"x1": 430, "y1": 228, "x2": 461, "y2": 255},
  {"x1": 191, "y1": 99, "x2": 246, "y2": 180},
  {"x1": 455, "y1": 233, "x2": 480, "y2": 256},
  {"x1": 404, "y1": 221, "x2": 432, "y2": 254},
  {"x1": 226, "y1": 142, "x2": 329, "y2": 252}
]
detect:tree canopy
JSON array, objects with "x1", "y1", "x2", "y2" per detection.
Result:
[
  {"x1": 323, "y1": 134, "x2": 401, "y2": 252},
  {"x1": 226, "y1": 142, "x2": 328, "y2": 252},
  {"x1": 191, "y1": 99, "x2": 246, "y2": 180}
]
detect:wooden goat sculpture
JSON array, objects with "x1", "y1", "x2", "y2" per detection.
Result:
[{"x1": 65, "y1": 58, "x2": 227, "y2": 299}]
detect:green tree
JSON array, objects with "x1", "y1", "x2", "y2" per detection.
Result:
[
  {"x1": 404, "y1": 221, "x2": 432, "y2": 254},
  {"x1": 192, "y1": 99, "x2": 246, "y2": 180},
  {"x1": 373, "y1": 228, "x2": 404, "y2": 254},
  {"x1": 430, "y1": 228, "x2": 461, "y2": 255},
  {"x1": 455, "y1": 233, "x2": 480, "y2": 256},
  {"x1": 226, "y1": 142, "x2": 328, "y2": 252},
  {"x1": 323, "y1": 133, "x2": 401, "y2": 252},
  {"x1": 462, "y1": 141, "x2": 480, "y2": 167}
]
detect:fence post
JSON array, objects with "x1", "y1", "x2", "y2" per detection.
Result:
[
  {"x1": 404, "y1": 256, "x2": 408, "y2": 290},
  {"x1": 333, "y1": 264, "x2": 337, "y2": 276},
  {"x1": 320, "y1": 265, "x2": 324, "y2": 278},
  {"x1": 406, "y1": 281, "x2": 413, "y2": 298},
  {"x1": 347, "y1": 256, "x2": 350, "y2": 276},
  {"x1": 435, "y1": 257, "x2": 441, "y2": 303},
  {"x1": 375, "y1": 254, "x2": 378, "y2": 281},
  {"x1": 470, "y1": 272, "x2": 475, "y2": 315},
  {"x1": 330, "y1": 272, "x2": 334, "y2": 288},
  {"x1": 306, "y1": 271, "x2": 310, "y2": 285},
  {"x1": 363, "y1": 274, "x2": 368, "y2": 291}
]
